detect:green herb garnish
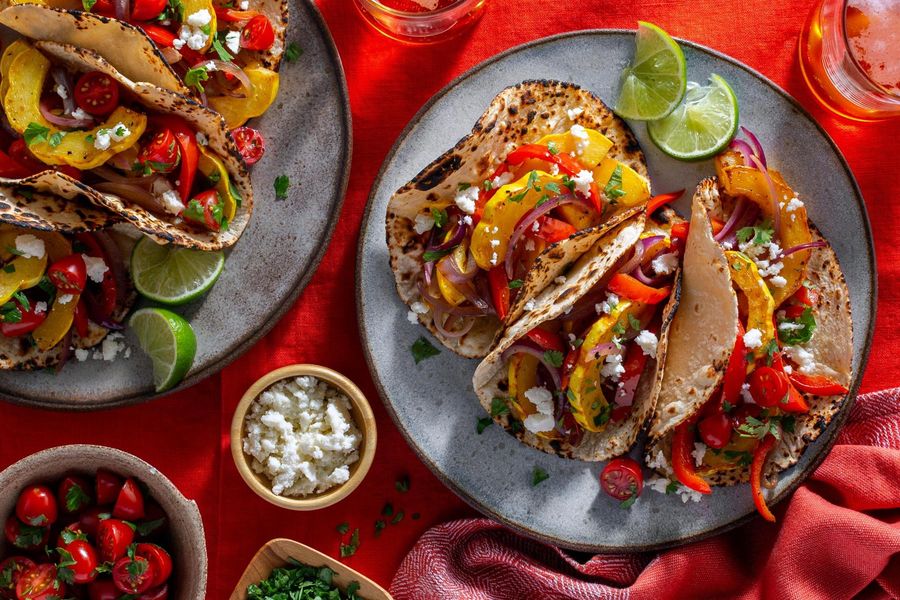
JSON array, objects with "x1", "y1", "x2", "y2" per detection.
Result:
[
  {"x1": 411, "y1": 336, "x2": 439, "y2": 364},
  {"x1": 531, "y1": 466, "x2": 549, "y2": 486},
  {"x1": 274, "y1": 174, "x2": 290, "y2": 200}
]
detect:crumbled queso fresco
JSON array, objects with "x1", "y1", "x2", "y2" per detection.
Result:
[{"x1": 243, "y1": 376, "x2": 361, "y2": 497}]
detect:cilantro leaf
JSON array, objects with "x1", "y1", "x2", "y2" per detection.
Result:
[
  {"x1": 336, "y1": 522, "x2": 349, "y2": 535},
  {"x1": 82, "y1": 0, "x2": 97, "y2": 9},
  {"x1": 212, "y1": 36, "x2": 234, "y2": 62},
  {"x1": 411, "y1": 336, "x2": 439, "y2": 364},
  {"x1": 285, "y1": 42, "x2": 303, "y2": 63},
  {"x1": 430, "y1": 208, "x2": 448, "y2": 229},
  {"x1": 604, "y1": 164, "x2": 626, "y2": 200},
  {"x1": 421, "y1": 248, "x2": 451, "y2": 263},
  {"x1": 543, "y1": 350, "x2": 564, "y2": 368},
  {"x1": 490, "y1": 396, "x2": 510, "y2": 417},
  {"x1": 395, "y1": 475, "x2": 409, "y2": 493},
  {"x1": 736, "y1": 219, "x2": 774, "y2": 246},
  {"x1": 531, "y1": 466, "x2": 550, "y2": 487},
  {"x1": 546, "y1": 141, "x2": 559, "y2": 155},
  {"x1": 23, "y1": 122, "x2": 50, "y2": 146},
  {"x1": 508, "y1": 279, "x2": 524, "y2": 289},
  {"x1": 184, "y1": 65, "x2": 209, "y2": 93},
  {"x1": 476, "y1": 416, "x2": 492, "y2": 434},
  {"x1": 777, "y1": 307, "x2": 817, "y2": 345},
  {"x1": 273, "y1": 174, "x2": 290, "y2": 200},
  {"x1": 339, "y1": 528, "x2": 360, "y2": 557}
]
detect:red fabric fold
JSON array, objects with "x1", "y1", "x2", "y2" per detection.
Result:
[{"x1": 391, "y1": 390, "x2": 900, "y2": 600}]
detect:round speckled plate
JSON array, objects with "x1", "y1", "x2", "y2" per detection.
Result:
[
  {"x1": 0, "y1": 0, "x2": 351, "y2": 409},
  {"x1": 357, "y1": 31, "x2": 875, "y2": 551}
]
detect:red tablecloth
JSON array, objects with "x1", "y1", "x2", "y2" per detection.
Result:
[{"x1": 0, "y1": 0, "x2": 898, "y2": 597}]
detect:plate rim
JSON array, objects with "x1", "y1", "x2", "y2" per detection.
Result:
[
  {"x1": 356, "y1": 28, "x2": 876, "y2": 552},
  {"x1": 0, "y1": 0, "x2": 353, "y2": 411}
]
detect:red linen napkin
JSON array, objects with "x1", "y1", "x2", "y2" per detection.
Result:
[{"x1": 390, "y1": 389, "x2": 900, "y2": 600}]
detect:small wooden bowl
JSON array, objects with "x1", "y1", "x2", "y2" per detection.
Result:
[
  {"x1": 230, "y1": 364, "x2": 376, "y2": 510},
  {"x1": 229, "y1": 538, "x2": 392, "y2": 600}
]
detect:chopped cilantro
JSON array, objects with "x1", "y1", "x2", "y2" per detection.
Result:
[
  {"x1": 339, "y1": 528, "x2": 360, "y2": 557},
  {"x1": 285, "y1": 42, "x2": 303, "y2": 63},
  {"x1": 476, "y1": 417, "x2": 493, "y2": 434},
  {"x1": 48, "y1": 131, "x2": 65, "y2": 148},
  {"x1": 211, "y1": 36, "x2": 233, "y2": 62},
  {"x1": 543, "y1": 350, "x2": 564, "y2": 368},
  {"x1": 738, "y1": 415, "x2": 781, "y2": 440},
  {"x1": 560, "y1": 174, "x2": 576, "y2": 192},
  {"x1": 604, "y1": 164, "x2": 626, "y2": 200},
  {"x1": 722, "y1": 400, "x2": 734, "y2": 413},
  {"x1": 763, "y1": 339, "x2": 780, "y2": 365},
  {"x1": 411, "y1": 336, "x2": 439, "y2": 364},
  {"x1": 490, "y1": 396, "x2": 509, "y2": 417},
  {"x1": 23, "y1": 123, "x2": 50, "y2": 146},
  {"x1": 627, "y1": 313, "x2": 641, "y2": 331},
  {"x1": 430, "y1": 207, "x2": 448, "y2": 228},
  {"x1": 374, "y1": 519, "x2": 386, "y2": 537},
  {"x1": 82, "y1": 0, "x2": 97, "y2": 9},
  {"x1": 274, "y1": 174, "x2": 290, "y2": 200},
  {"x1": 184, "y1": 65, "x2": 210, "y2": 93},
  {"x1": 781, "y1": 415, "x2": 796, "y2": 434},
  {"x1": 777, "y1": 307, "x2": 817, "y2": 345},
  {"x1": 391, "y1": 511, "x2": 404, "y2": 525},
  {"x1": 508, "y1": 279, "x2": 524, "y2": 289},
  {"x1": 543, "y1": 182, "x2": 561, "y2": 194},
  {"x1": 11, "y1": 291, "x2": 29, "y2": 312},
  {"x1": 619, "y1": 483, "x2": 639, "y2": 509},
  {"x1": 457, "y1": 182, "x2": 471, "y2": 191},
  {"x1": 665, "y1": 481, "x2": 679, "y2": 494},
  {"x1": 2, "y1": 264, "x2": 14, "y2": 273},
  {"x1": 381, "y1": 502, "x2": 393, "y2": 517},
  {"x1": 611, "y1": 322, "x2": 626, "y2": 336},
  {"x1": 736, "y1": 220, "x2": 774, "y2": 245},
  {"x1": 547, "y1": 141, "x2": 559, "y2": 155},
  {"x1": 421, "y1": 249, "x2": 451, "y2": 263},
  {"x1": 336, "y1": 522, "x2": 349, "y2": 535},
  {"x1": 531, "y1": 466, "x2": 550, "y2": 486}
]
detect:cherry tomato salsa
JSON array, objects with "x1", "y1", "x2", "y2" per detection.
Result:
[{"x1": 1, "y1": 470, "x2": 174, "y2": 599}]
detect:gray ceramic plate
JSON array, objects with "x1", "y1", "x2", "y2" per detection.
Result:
[
  {"x1": 0, "y1": 0, "x2": 351, "y2": 410},
  {"x1": 357, "y1": 31, "x2": 875, "y2": 551}
]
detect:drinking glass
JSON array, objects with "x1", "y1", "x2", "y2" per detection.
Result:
[
  {"x1": 353, "y1": 0, "x2": 486, "y2": 44},
  {"x1": 798, "y1": 0, "x2": 900, "y2": 120}
]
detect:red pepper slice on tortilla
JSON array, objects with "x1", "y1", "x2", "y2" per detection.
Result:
[
  {"x1": 505, "y1": 144, "x2": 602, "y2": 212},
  {"x1": 487, "y1": 266, "x2": 509, "y2": 321},
  {"x1": 671, "y1": 420, "x2": 712, "y2": 494},
  {"x1": 751, "y1": 434, "x2": 777, "y2": 522},
  {"x1": 76, "y1": 233, "x2": 117, "y2": 320},
  {"x1": 788, "y1": 373, "x2": 848, "y2": 396},
  {"x1": 0, "y1": 149, "x2": 33, "y2": 179},
  {"x1": 770, "y1": 353, "x2": 811, "y2": 413},
  {"x1": 214, "y1": 7, "x2": 260, "y2": 21},
  {"x1": 141, "y1": 25, "x2": 204, "y2": 64},
  {"x1": 645, "y1": 189, "x2": 684, "y2": 215},
  {"x1": 149, "y1": 115, "x2": 198, "y2": 204},
  {"x1": 607, "y1": 273, "x2": 671, "y2": 305},
  {"x1": 474, "y1": 163, "x2": 508, "y2": 223},
  {"x1": 525, "y1": 327, "x2": 565, "y2": 353},
  {"x1": 559, "y1": 346, "x2": 580, "y2": 391},
  {"x1": 533, "y1": 216, "x2": 576, "y2": 243},
  {"x1": 721, "y1": 322, "x2": 746, "y2": 409}
]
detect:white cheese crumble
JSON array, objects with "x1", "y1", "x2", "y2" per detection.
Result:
[
  {"x1": 93, "y1": 129, "x2": 111, "y2": 151},
  {"x1": 566, "y1": 107, "x2": 584, "y2": 120},
  {"x1": 785, "y1": 197, "x2": 804, "y2": 212},
  {"x1": 175, "y1": 11, "x2": 212, "y2": 51},
  {"x1": 769, "y1": 275, "x2": 788, "y2": 288},
  {"x1": 490, "y1": 252, "x2": 499, "y2": 266},
  {"x1": 74, "y1": 348, "x2": 90, "y2": 362},
  {"x1": 522, "y1": 386, "x2": 555, "y2": 433},
  {"x1": 110, "y1": 123, "x2": 130, "y2": 142},
  {"x1": 490, "y1": 239, "x2": 500, "y2": 248},
  {"x1": 239, "y1": 0, "x2": 249, "y2": 8},
  {"x1": 523, "y1": 299, "x2": 535, "y2": 312},
  {"x1": 741, "y1": 382, "x2": 755, "y2": 404},
  {"x1": 569, "y1": 124, "x2": 590, "y2": 155},
  {"x1": 58, "y1": 294, "x2": 74, "y2": 305},
  {"x1": 783, "y1": 363, "x2": 793, "y2": 374},
  {"x1": 55, "y1": 84, "x2": 68, "y2": 100},
  {"x1": 491, "y1": 172, "x2": 514, "y2": 188},
  {"x1": 692, "y1": 442, "x2": 707, "y2": 467},
  {"x1": 652, "y1": 253, "x2": 678, "y2": 275},
  {"x1": 243, "y1": 376, "x2": 362, "y2": 497},
  {"x1": 783, "y1": 345, "x2": 817, "y2": 375},
  {"x1": 647, "y1": 450, "x2": 673, "y2": 475},
  {"x1": 34, "y1": 301, "x2": 47, "y2": 315},
  {"x1": 778, "y1": 321, "x2": 804, "y2": 331},
  {"x1": 151, "y1": 179, "x2": 184, "y2": 215},
  {"x1": 572, "y1": 169, "x2": 594, "y2": 197},
  {"x1": 743, "y1": 328, "x2": 763, "y2": 350},
  {"x1": 454, "y1": 185, "x2": 479, "y2": 215},
  {"x1": 601, "y1": 350, "x2": 625, "y2": 381},
  {"x1": 413, "y1": 213, "x2": 435, "y2": 234},
  {"x1": 407, "y1": 301, "x2": 428, "y2": 324},
  {"x1": 225, "y1": 30, "x2": 241, "y2": 55},
  {"x1": 461, "y1": 215, "x2": 473, "y2": 226},
  {"x1": 596, "y1": 292, "x2": 619, "y2": 315},
  {"x1": 71, "y1": 108, "x2": 91, "y2": 120},
  {"x1": 549, "y1": 163, "x2": 559, "y2": 176},
  {"x1": 82, "y1": 254, "x2": 108, "y2": 284},
  {"x1": 195, "y1": 131, "x2": 209, "y2": 146},
  {"x1": 14, "y1": 235, "x2": 45, "y2": 259},
  {"x1": 635, "y1": 330, "x2": 658, "y2": 358},
  {"x1": 186, "y1": 8, "x2": 211, "y2": 26}
]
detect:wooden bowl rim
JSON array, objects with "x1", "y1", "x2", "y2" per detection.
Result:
[{"x1": 230, "y1": 364, "x2": 377, "y2": 510}]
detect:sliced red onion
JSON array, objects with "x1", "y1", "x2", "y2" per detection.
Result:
[
  {"x1": 741, "y1": 126, "x2": 767, "y2": 168},
  {"x1": 748, "y1": 155, "x2": 780, "y2": 237},
  {"x1": 615, "y1": 370, "x2": 640, "y2": 407},
  {"x1": 92, "y1": 231, "x2": 130, "y2": 310},
  {"x1": 778, "y1": 240, "x2": 826, "y2": 259},
  {"x1": 586, "y1": 341, "x2": 617, "y2": 360},
  {"x1": 160, "y1": 47, "x2": 183, "y2": 64},
  {"x1": 617, "y1": 243, "x2": 644, "y2": 275},
  {"x1": 502, "y1": 344, "x2": 561, "y2": 391},
  {"x1": 92, "y1": 182, "x2": 171, "y2": 215},
  {"x1": 114, "y1": 0, "x2": 130, "y2": 21},
  {"x1": 505, "y1": 194, "x2": 585, "y2": 278},
  {"x1": 50, "y1": 68, "x2": 75, "y2": 116},
  {"x1": 437, "y1": 249, "x2": 477, "y2": 284},
  {"x1": 199, "y1": 90, "x2": 209, "y2": 107},
  {"x1": 205, "y1": 60, "x2": 252, "y2": 94},
  {"x1": 39, "y1": 98, "x2": 93, "y2": 129},
  {"x1": 714, "y1": 196, "x2": 746, "y2": 242},
  {"x1": 432, "y1": 310, "x2": 474, "y2": 339},
  {"x1": 416, "y1": 278, "x2": 487, "y2": 317},
  {"x1": 729, "y1": 139, "x2": 754, "y2": 166},
  {"x1": 429, "y1": 220, "x2": 468, "y2": 254},
  {"x1": 632, "y1": 263, "x2": 666, "y2": 286},
  {"x1": 423, "y1": 261, "x2": 434, "y2": 286}
]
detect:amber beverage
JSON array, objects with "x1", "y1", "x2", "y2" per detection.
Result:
[
  {"x1": 353, "y1": 0, "x2": 486, "y2": 44},
  {"x1": 799, "y1": 0, "x2": 900, "y2": 120}
]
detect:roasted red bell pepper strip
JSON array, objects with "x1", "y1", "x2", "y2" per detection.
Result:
[
  {"x1": 788, "y1": 373, "x2": 848, "y2": 396},
  {"x1": 505, "y1": 144, "x2": 602, "y2": 212},
  {"x1": 474, "y1": 163, "x2": 508, "y2": 223},
  {"x1": 645, "y1": 189, "x2": 685, "y2": 215},
  {"x1": 141, "y1": 25, "x2": 205, "y2": 64},
  {"x1": 791, "y1": 285, "x2": 819, "y2": 307},
  {"x1": 781, "y1": 304, "x2": 807, "y2": 319},
  {"x1": 610, "y1": 341, "x2": 648, "y2": 422},
  {"x1": 607, "y1": 273, "x2": 671, "y2": 305},
  {"x1": 487, "y1": 266, "x2": 509, "y2": 321},
  {"x1": 751, "y1": 434, "x2": 777, "y2": 522},
  {"x1": 721, "y1": 322, "x2": 746, "y2": 409},
  {"x1": 0, "y1": 149, "x2": 34, "y2": 179},
  {"x1": 559, "y1": 346, "x2": 580, "y2": 391},
  {"x1": 75, "y1": 233, "x2": 117, "y2": 320},
  {"x1": 769, "y1": 353, "x2": 810, "y2": 413},
  {"x1": 671, "y1": 420, "x2": 712, "y2": 494},
  {"x1": 73, "y1": 300, "x2": 89, "y2": 338},
  {"x1": 149, "y1": 115, "x2": 198, "y2": 204},
  {"x1": 525, "y1": 327, "x2": 565, "y2": 353},
  {"x1": 214, "y1": 7, "x2": 260, "y2": 21},
  {"x1": 534, "y1": 216, "x2": 576, "y2": 243}
]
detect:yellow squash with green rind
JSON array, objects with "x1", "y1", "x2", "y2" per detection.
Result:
[
  {"x1": 198, "y1": 147, "x2": 238, "y2": 222},
  {"x1": 508, "y1": 352, "x2": 539, "y2": 422},
  {"x1": 33, "y1": 292, "x2": 78, "y2": 351},
  {"x1": 593, "y1": 158, "x2": 650, "y2": 208},
  {"x1": 180, "y1": 0, "x2": 217, "y2": 53},
  {"x1": 726, "y1": 250, "x2": 775, "y2": 361},
  {"x1": 208, "y1": 66, "x2": 279, "y2": 129}
]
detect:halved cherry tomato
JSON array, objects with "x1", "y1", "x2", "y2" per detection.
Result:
[
  {"x1": 487, "y1": 266, "x2": 509, "y2": 321},
  {"x1": 113, "y1": 478, "x2": 145, "y2": 521},
  {"x1": 730, "y1": 403, "x2": 763, "y2": 432},
  {"x1": 607, "y1": 273, "x2": 671, "y2": 305},
  {"x1": 3, "y1": 517, "x2": 48, "y2": 550},
  {"x1": 215, "y1": 7, "x2": 260, "y2": 21},
  {"x1": 232, "y1": 126, "x2": 266, "y2": 165},
  {"x1": 721, "y1": 322, "x2": 746, "y2": 409},
  {"x1": 8, "y1": 140, "x2": 45, "y2": 174},
  {"x1": 15, "y1": 564, "x2": 64, "y2": 600},
  {"x1": 780, "y1": 383, "x2": 811, "y2": 413},
  {"x1": 73, "y1": 300, "x2": 90, "y2": 338},
  {"x1": 58, "y1": 475, "x2": 92, "y2": 515},
  {"x1": 48, "y1": 254, "x2": 87, "y2": 294},
  {"x1": 749, "y1": 366, "x2": 789, "y2": 408},
  {"x1": 0, "y1": 301, "x2": 47, "y2": 338},
  {"x1": 74, "y1": 72, "x2": 120, "y2": 117},
  {"x1": 505, "y1": 144, "x2": 602, "y2": 212},
  {"x1": 98, "y1": 470, "x2": 125, "y2": 499},
  {"x1": 670, "y1": 221, "x2": 689, "y2": 245},
  {"x1": 533, "y1": 216, "x2": 576, "y2": 243},
  {"x1": 88, "y1": 579, "x2": 120, "y2": 600},
  {"x1": 791, "y1": 285, "x2": 819, "y2": 307},
  {"x1": 130, "y1": 0, "x2": 167, "y2": 20},
  {"x1": 149, "y1": 116, "x2": 198, "y2": 204},
  {"x1": 0, "y1": 149, "x2": 33, "y2": 179},
  {"x1": 59, "y1": 538, "x2": 99, "y2": 584},
  {"x1": 78, "y1": 507, "x2": 109, "y2": 539},
  {"x1": 612, "y1": 341, "x2": 648, "y2": 411},
  {"x1": 671, "y1": 421, "x2": 712, "y2": 494},
  {"x1": 751, "y1": 434, "x2": 777, "y2": 522},
  {"x1": 645, "y1": 189, "x2": 684, "y2": 215},
  {"x1": 0, "y1": 556, "x2": 34, "y2": 599},
  {"x1": 141, "y1": 25, "x2": 204, "y2": 63},
  {"x1": 698, "y1": 412, "x2": 732, "y2": 449},
  {"x1": 182, "y1": 189, "x2": 225, "y2": 232},
  {"x1": 600, "y1": 457, "x2": 643, "y2": 502},
  {"x1": 136, "y1": 544, "x2": 172, "y2": 586},
  {"x1": 16, "y1": 486, "x2": 57, "y2": 527},
  {"x1": 97, "y1": 519, "x2": 134, "y2": 563},
  {"x1": 135, "y1": 501, "x2": 167, "y2": 539},
  {"x1": 112, "y1": 555, "x2": 155, "y2": 594},
  {"x1": 240, "y1": 15, "x2": 275, "y2": 51},
  {"x1": 525, "y1": 327, "x2": 565, "y2": 353},
  {"x1": 788, "y1": 372, "x2": 848, "y2": 396},
  {"x1": 138, "y1": 129, "x2": 181, "y2": 174}
]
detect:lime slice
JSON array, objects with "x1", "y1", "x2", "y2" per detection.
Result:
[
  {"x1": 131, "y1": 236, "x2": 224, "y2": 305},
  {"x1": 129, "y1": 308, "x2": 196, "y2": 392},
  {"x1": 647, "y1": 74, "x2": 739, "y2": 161},
  {"x1": 614, "y1": 21, "x2": 687, "y2": 121}
]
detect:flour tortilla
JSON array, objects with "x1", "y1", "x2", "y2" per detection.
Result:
[
  {"x1": 0, "y1": 175, "x2": 121, "y2": 233},
  {"x1": 472, "y1": 214, "x2": 682, "y2": 461},
  {"x1": 646, "y1": 178, "x2": 853, "y2": 485},
  {"x1": 1, "y1": 39, "x2": 253, "y2": 250},
  {"x1": 388, "y1": 81, "x2": 649, "y2": 358}
]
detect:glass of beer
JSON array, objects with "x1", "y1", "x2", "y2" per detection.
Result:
[
  {"x1": 798, "y1": 0, "x2": 900, "y2": 120},
  {"x1": 353, "y1": 0, "x2": 487, "y2": 44}
]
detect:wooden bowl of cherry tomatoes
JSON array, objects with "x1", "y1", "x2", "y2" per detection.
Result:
[{"x1": 0, "y1": 445, "x2": 206, "y2": 599}]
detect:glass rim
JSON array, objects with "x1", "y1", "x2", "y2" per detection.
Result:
[
  {"x1": 841, "y1": 0, "x2": 900, "y2": 99},
  {"x1": 356, "y1": 0, "x2": 476, "y2": 19}
]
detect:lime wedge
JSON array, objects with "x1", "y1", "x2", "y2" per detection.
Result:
[
  {"x1": 129, "y1": 308, "x2": 196, "y2": 393},
  {"x1": 614, "y1": 21, "x2": 687, "y2": 121},
  {"x1": 647, "y1": 74, "x2": 739, "y2": 161},
  {"x1": 131, "y1": 236, "x2": 224, "y2": 305}
]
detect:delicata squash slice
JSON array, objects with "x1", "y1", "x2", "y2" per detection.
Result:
[
  {"x1": 471, "y1": 209, "x2": 683, "y2": 461},
  {"x1": 388, "y1": 81, "x2": 652, "y2": 358},
  {"x1": 645, "y1": 133, "x2": 853, "y2": 520},
  {"x1": 0, "y1": 38, "x2": 253, "y2": 250}
]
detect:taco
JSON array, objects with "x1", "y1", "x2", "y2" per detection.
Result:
[
  {"x1": 472, "y1": 208, "x2": 684, "y2": 461},
  {"x1": 645, "y1": 133, "x2": 853, "y2": 520},
  {"x1": 388, "y1": 81, "x2": 651, "y2": 358},
  {"x1": 0, "y1": 224, "x2": 136, "y2": 370},
  {"x1": 0, "y1": 37, "x2": 253, "y2": 250},
  {"x1": 0, "y1": 1, "x2": 286, "y2": 129}
]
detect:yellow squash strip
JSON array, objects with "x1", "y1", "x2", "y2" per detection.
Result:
[
  {"x1": 198, "y1": 147, "x2": 238, "y2": 222},
  {"x1": 536, "y1": 128, "x2": 613, "y2": 168},
  {"x1": 435, "y1": 241, "x2": 469, "y2": 306},
  {"x1": 208, "y1": 66, "x2": 280, "y2": 129},
  {"x1": 593, "y1": 158, "x2": 650, "y2": 208},
  {"x1": 726, "y1": 251, "x2": 775, "y2": 361}
]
